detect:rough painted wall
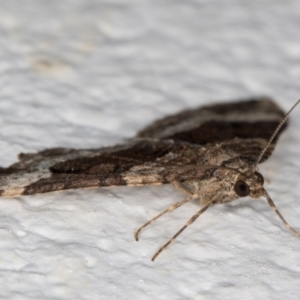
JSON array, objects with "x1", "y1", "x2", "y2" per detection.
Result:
[{"x1": 0, "y1": 1, "x2": 299, "y2": 299}]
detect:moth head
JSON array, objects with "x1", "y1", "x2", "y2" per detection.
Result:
[{"x1": 234, "y1": 171, "x2": 264, "y2": 199}]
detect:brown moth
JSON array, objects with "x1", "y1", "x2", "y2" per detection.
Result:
[{"x1": 0, "y1": 97, "x2": 299, "y2": 260}]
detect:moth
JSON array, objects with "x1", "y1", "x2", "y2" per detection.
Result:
[{"x1": 0, "y1": 97, "x2": 299, "y2": 260}]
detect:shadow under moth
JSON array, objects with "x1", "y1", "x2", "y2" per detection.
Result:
[{"x1": 0, "y1": 97, "x2": 299, "y2": 260}]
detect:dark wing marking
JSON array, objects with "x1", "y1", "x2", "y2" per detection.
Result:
[{"x1": 137, "y1": 97, "x2": 287, "y2": 162}]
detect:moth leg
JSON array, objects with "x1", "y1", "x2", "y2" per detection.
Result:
[
  {"x1": 173, "y1": 181, "x2": 194, "y2": 196},
  {"x1": 264, "y1": 191, "x2": 300, "y2": 238},
  {"x1": 135, "y1": 195, "x2": 196, "y2": 241},
  {"x1": 152, "y1": 204, "x2": 211, "y2": 261}
]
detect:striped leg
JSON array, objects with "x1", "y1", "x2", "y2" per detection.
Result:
[
  {"x1": 152, "y1": 204, "x2": 211, "y2": 261},
  {"x1": 135, "y1": 195, "x2": 196, "y2": 241},
  {"x1": 264, "y1": 190, "x2": 300, "y2": 238}
]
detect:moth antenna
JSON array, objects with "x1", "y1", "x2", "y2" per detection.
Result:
[
  {"x1": 256, "y1": 99, "x2": 300, "y2": 165},
  {"x1": 152, "y1": 204, "x2": 211, "y2": 261},
  {"x1": 135, "y1": 195, "x2": 195, "y2": 241},
  {"x1": 263, "y1": 190, "x2": 300, "y2": 238}
]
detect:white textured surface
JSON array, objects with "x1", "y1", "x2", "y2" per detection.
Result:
[{"x1": 0, "y1": 1, "x2": 300, "y2": 299}]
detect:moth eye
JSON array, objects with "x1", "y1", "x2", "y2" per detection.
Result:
[
  {"x1": 234, "y1": 180, "x2": 250, "y2": 197},
  {"x1": 254, "y1": 172, "x2": 264, "y2": 185}
]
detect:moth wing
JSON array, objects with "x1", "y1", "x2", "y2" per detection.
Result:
[
  {"x1": 137, "y1": 97, "x2": 287, "y2": 163},
  {"x1": 0, "y1": 98, "x2": 288, "y2": 197},
  {"x1": 0, "y1": 140, "x2": 215, "y2": 196}
]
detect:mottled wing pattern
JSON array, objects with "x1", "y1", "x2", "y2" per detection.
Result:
[
  {"x1": 0, "y1": 140, "x2": 218, "y2": 196},
  {"x1": 0, "y1": 97, "x2": 287, "y2": 197},
  {"x1": 138, "y1": 97, "x2": 286, "y2": 163}
]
